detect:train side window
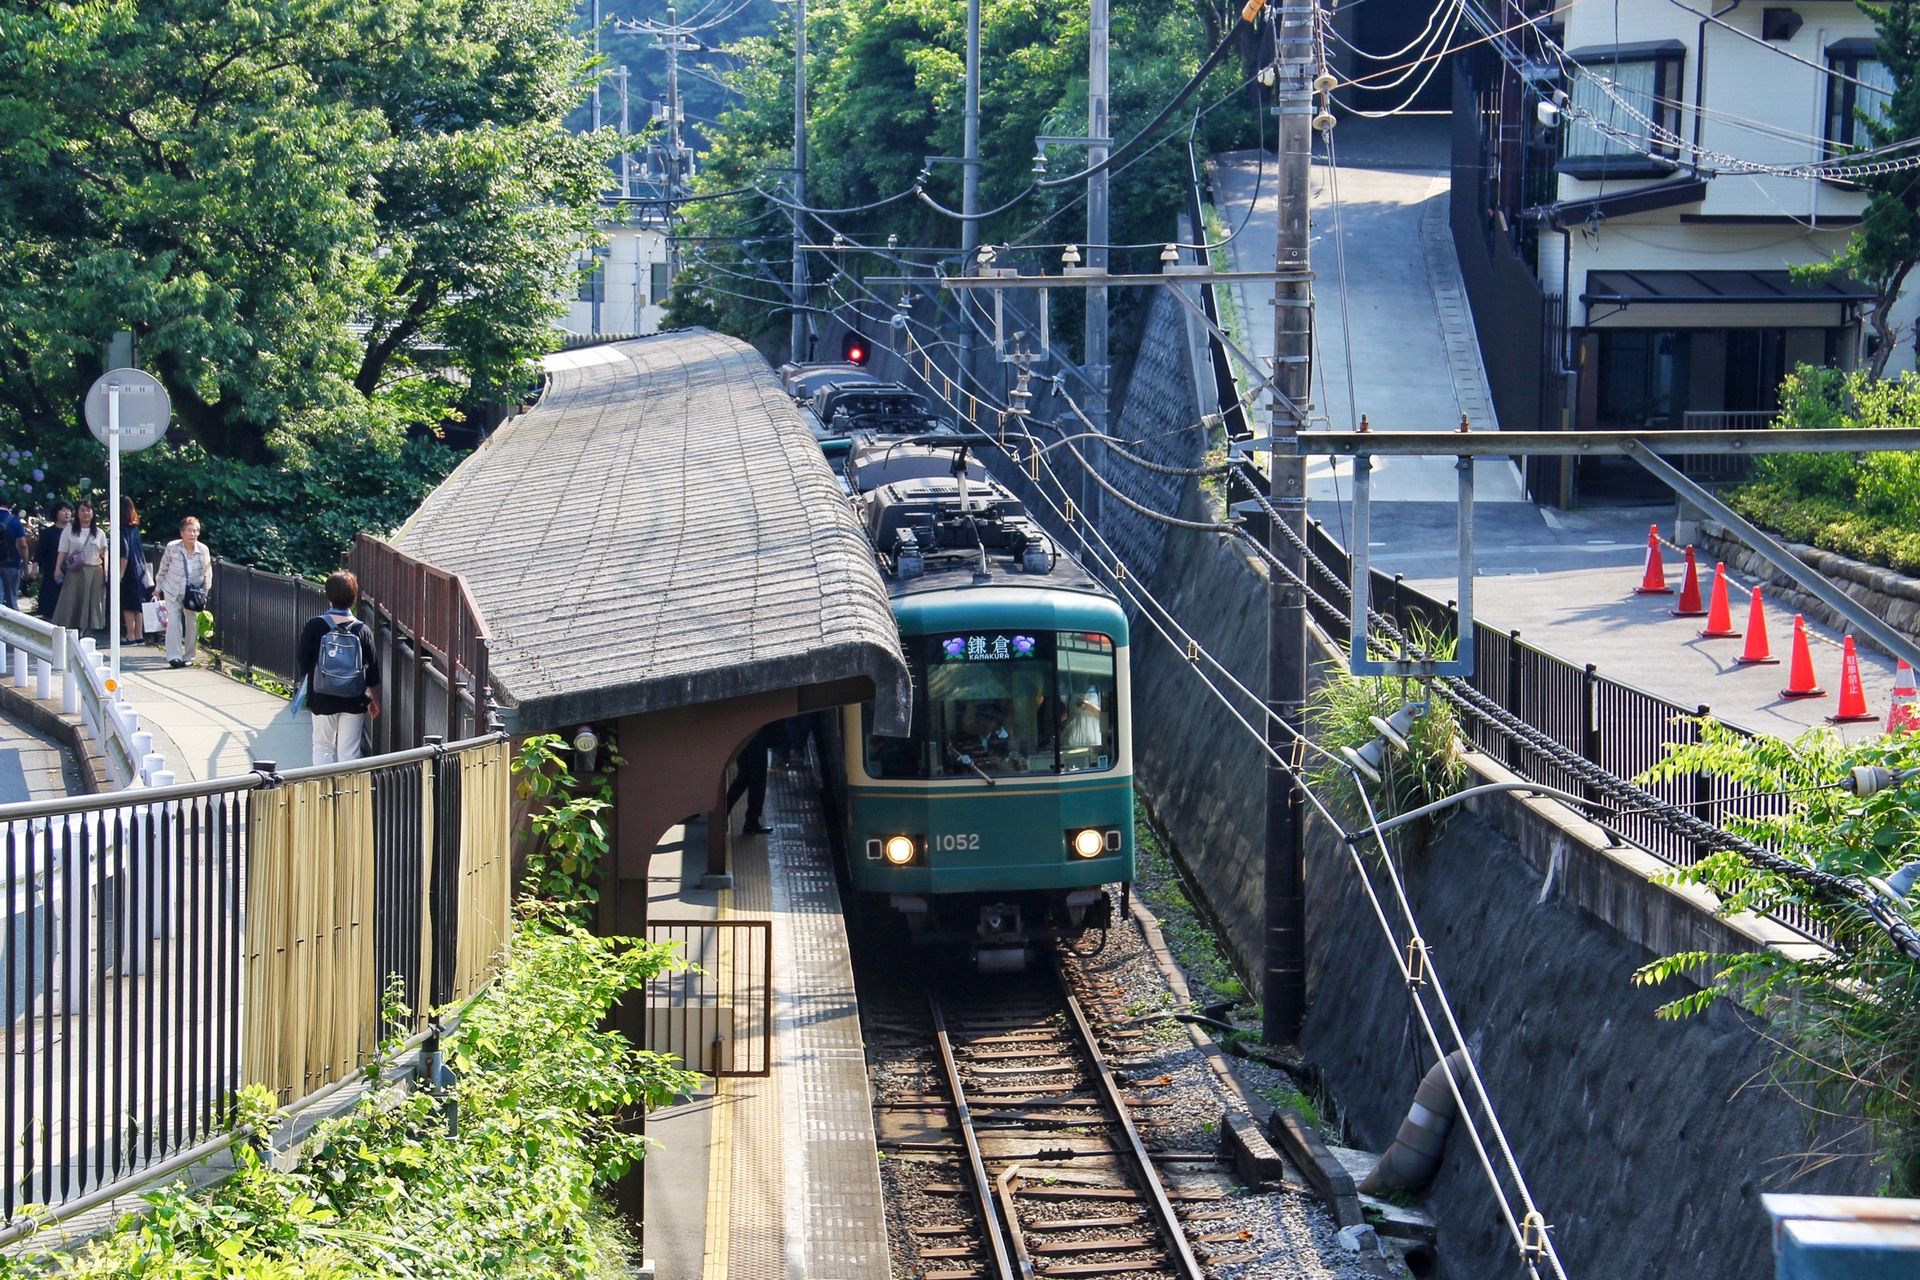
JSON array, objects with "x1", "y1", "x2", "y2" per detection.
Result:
[{"x1": 1057, "y1": 633, "x2": 1116, "y2": 773}]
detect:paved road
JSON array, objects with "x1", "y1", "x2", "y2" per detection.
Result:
[
  {"x1": 0, "y1": 714, "x2": 85, "y2": 802},
  {"x1": 116, "y1": 647, "x2": 309, "y2": 780},
  {"x1": 1321, "y1": 497, "x2": 1907, "y2": 741},
  {"x1": 1213, "y1": 118, "x2": 1524, "y2": 504}
]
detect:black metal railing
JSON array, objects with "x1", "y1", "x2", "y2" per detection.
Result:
[
  {"x1": 1304, "y1": 521, "x2": 1830, "y2": 946},
  {"x1": 643, "y1": 920, "x2": 773, "y2": 1077},
  {"x1": 0, "y1": 734, "x2": 508, "y2": 1221},
  {"x1": 207, "y1": 561, "x2": 328, "y2": 683}
]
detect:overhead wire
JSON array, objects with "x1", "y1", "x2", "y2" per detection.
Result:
[{"x1": 887, "y1": 339, "x2": 1570, "y2": 1275}]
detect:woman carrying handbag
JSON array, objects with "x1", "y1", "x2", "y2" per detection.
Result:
[
  {"x1": 155, "y1": 516, "x2": 212, "y2": 668},
  {"x1": 119, "y1": 497, "x2": 152, "y2": 645},
  {"x1": 50, "y1": 500, "x2": 107, "y2": 634}
]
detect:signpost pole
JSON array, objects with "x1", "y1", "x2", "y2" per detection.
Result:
[{"x1": 108, "y1": 386, "x2": 121, "y2": 690}]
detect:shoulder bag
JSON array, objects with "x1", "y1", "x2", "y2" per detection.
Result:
[{"x1": 182, "y1": 549, "x2": 208, "y2": 613}]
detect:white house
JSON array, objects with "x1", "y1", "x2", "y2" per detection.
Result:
[
  {"x1": 1450, "y1": 0, "x2": 1914, "y2": 501},
  {"x1": 561, "y1": 200, "x2": 676, "y2": 340}
]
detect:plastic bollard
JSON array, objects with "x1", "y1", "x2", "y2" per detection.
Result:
[
  {"x1": 11, "y1": 647, "x2": 24, "y2": 689},
  {"x1": 35, "y1": 656, "x2": 49, "y2": 700},
  {"x1": 131, "y1": 731, "x2": 153, "y2": 764},
  {"x1": 140, "y1": 752, "x2": 165, "y2": 785}
]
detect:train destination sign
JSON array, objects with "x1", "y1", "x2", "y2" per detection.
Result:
[{"x1": 939, "y1": 634, "x2": 1038, "y2": 662}]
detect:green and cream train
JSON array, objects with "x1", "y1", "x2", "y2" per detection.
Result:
[{"x1": 803, "y1": 396, "x2": 1135, "y2": 971}]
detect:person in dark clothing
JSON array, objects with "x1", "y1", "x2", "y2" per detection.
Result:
[
  {"x1": 296, "y1": 570, "x2": 382, "y2": 765},
  {"x1": 31, "y1": 502, "x2": 70, "y2": 619},
  {"x1": 726, "y1": 722, "x2": 785, "y2": 835},
  {"x1": 0, "y1": 500, "x2": 26, "y2": 611},
  {"x1": 118, "y1": 497, "x2": 151, "y2": 643}
]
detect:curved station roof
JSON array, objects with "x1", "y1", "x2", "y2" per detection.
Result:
[{"x1": 397, "y1": 330, "x2": 909, "y2": 735}]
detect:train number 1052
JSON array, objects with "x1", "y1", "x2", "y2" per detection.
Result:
[{"x1": 933, "y1": 833, "x2": 981, "y2": 851}]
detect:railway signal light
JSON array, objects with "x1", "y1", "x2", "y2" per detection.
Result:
[{"x1": 842, "y1": 332, "x2": 871, "y2": 366}]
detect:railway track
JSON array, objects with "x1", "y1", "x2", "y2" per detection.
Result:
[{"x1": 869, "y1": 952, "x2": 1257, "y2": 1280}]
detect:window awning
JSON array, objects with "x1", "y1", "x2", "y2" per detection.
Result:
[
  {"x1": 1526, "y1": 176, "x2": 1706, "y2": 228},
  {"x1": 1581, "y1": 270, "x2": 1878, "y2": 306}
]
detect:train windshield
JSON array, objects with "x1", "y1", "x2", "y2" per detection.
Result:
[{"x1": 864, "y1": 630, "x2": 1118, "y2": 779}]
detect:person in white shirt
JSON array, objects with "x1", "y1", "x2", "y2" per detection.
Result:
[
  {"x1": 49, "y1": 501, "x2": 108, "y2": 633},
  {"x1": 154, "y1": 516, "x2": 213, "y2": 667},
  {"x1": 1063, "y1": 685, "x2": 1103, "y2": 750}
]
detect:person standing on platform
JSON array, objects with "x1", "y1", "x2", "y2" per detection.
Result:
[
  {"x1": 51, "y1": 500, "x2": 108, "y2": 634},
  {"x1": 726, "y1": 722, "x2": 784, "y2": 835},
  {"x1": 32, "y1": 501, "x2": 70, "y2": 619},
  {"x1": 154, "y1": 516, "x2": 212, "y2": 668},
  {"x1": 0, "y1": 500, "x2": 26, "y2": 611},
  {"x1": 118, "y1": 497, "x2": 152, "y2": 645},
  {"x1": 296, "y1": 570, "x2": 381, "y2": 765}
]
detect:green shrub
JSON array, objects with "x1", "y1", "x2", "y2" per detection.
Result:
[
  {"x1": 1738, "y1": 365, "x2": 1920, "y2": 574},
  {"x1": 6, "y1": 918, "x2": 701, "y2": 1278},
  {"x1": 1306, "y1": 661, "x2": 1466, "y2": 846}
]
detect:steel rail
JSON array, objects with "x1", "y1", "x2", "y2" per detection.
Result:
[
  {"x1": 1294, "y1": 427, "x2": 1920, "y2": 455},
  {"x1": 928, "y1": 992, "x2": 1018, "y2": 1280},
  {"x1": 0, "y1": 733, "x2": 505, "y2": 822},
  {"x1": 1051, "y1": 955, "x2": 1206, "y2": 1280}
]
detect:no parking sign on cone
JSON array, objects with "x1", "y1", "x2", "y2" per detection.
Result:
[{"x1": 1828, "y1": 637, "x2": 1877, "y2": 724}]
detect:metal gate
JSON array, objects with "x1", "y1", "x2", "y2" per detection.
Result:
[{"x1": 644, "y1": 919, "x2": 773, "y2": 1077}]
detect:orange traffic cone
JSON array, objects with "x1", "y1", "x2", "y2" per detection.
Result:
[
  {"x1": 1670, "y1": 547, "x2": 1707, "y2": 617},
  {"x1": 1699, "y1": 563, "x2": 1739, "y2": 638},
  {"x1": 1829, "y1": 636, "x2": 1877, "y2": 723},
  {"x1": 1633, "y1": 525, "x2": 1673, "y2": 595},
  {"x1": 1780, "y1": 615, "x2": 1825, "y2": 699},
  {"x1": 1734, "y1": 586, "x2": 1779, "y2": 665},
  {"x1": 1887, "y1": 659, "x2": 1919, "y2": 734}
]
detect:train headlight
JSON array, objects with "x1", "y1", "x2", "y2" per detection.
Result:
[
  {"x1": 884, "y1": 835, "x2": 916, "y2": 865},
  {"x1": 1072, "y1": 828, "x2": 1105, "y2": 859}
]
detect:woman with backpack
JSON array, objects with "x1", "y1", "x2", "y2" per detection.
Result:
[
  {"x1": 154, "y1": 516, "x2": 213, "y2": 668},
  {"x1": 296, "y1": 570, "x2": 381, "y2": 764}
]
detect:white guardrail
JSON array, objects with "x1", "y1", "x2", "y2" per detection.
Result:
[{"x1": 0, "y1": 605, "x2": 170, "y2": 790}]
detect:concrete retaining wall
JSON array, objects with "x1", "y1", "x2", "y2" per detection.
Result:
[
  {"x1": 1122, "y1": 521, "x2": 1886, "y2": 1276},
  {"x1": 1696, "y1": 518, "x2": 1920, "y2": 658}
]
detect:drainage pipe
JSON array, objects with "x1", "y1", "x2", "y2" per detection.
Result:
[{"x1": 1360, "y1": 1049, "x2": 1472, "y2": 1193}]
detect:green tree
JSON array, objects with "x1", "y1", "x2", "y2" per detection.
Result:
[
  {"x1": 670, "y1": 0, "x2": 1257, "y2": 349},
  {"x1": 1633, "y1": 722, "x2": 1920, "y2": 1193},
  {"x1": 0, "y1": 0, "x2": 611, "y2": 465},
  {"x1": 1810, "y1": 0, "x2": 1920, "y2": 377}
]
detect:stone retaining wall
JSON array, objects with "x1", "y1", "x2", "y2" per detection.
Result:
[{"x1": 1696, "y1": 518, "x2": 1920, "y2": 658}]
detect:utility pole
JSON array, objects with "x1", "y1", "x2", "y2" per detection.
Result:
[
  {"x1": 618, "y1": 65, "x2": 632, "y2": 199},
  {"x1": 1084, "y1": 0, "x2": 1110, "y2": 527},
  {"x1": 666, "y1": 7, "x2": 683, "y2": 199},
  {"x1": 591, "y1": 0, "x2": 603, "y2": 132},
  {"x1": 957, "y1": 0, "x2": 982, "y2": 388},
  {"x1": 1264, "y1": 0, "x2": 1314, "y2": 1045},
  {"x1": 790, "y1": 0, "x2": 810, "y2": 361}
]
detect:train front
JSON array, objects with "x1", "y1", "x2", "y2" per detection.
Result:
[{"x1": 842, "y1": 589, "x2": 1135, "y2": 971}]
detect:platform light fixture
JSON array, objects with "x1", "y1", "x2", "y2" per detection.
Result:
[{"x1": 572, "y1": 725, "x2": 600, "y2": 775}]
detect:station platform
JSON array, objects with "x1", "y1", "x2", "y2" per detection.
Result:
[{"x1": 643, "y1": 759, "x2": 890, "y2": 1280}]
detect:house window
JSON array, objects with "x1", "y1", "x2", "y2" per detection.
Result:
[
  {"x1": 1826, "y1": 39, "x2": 1894, "y2": 152},
  {"x1": 1559, "y1": 41, "x2": 1686, "y2": 179},
  {"x1": 577, "y1": 263, "x2": 602, "y2": 303},
  {"x1": 650, "y1": 262, "x2": 671, "y2": 307}
]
